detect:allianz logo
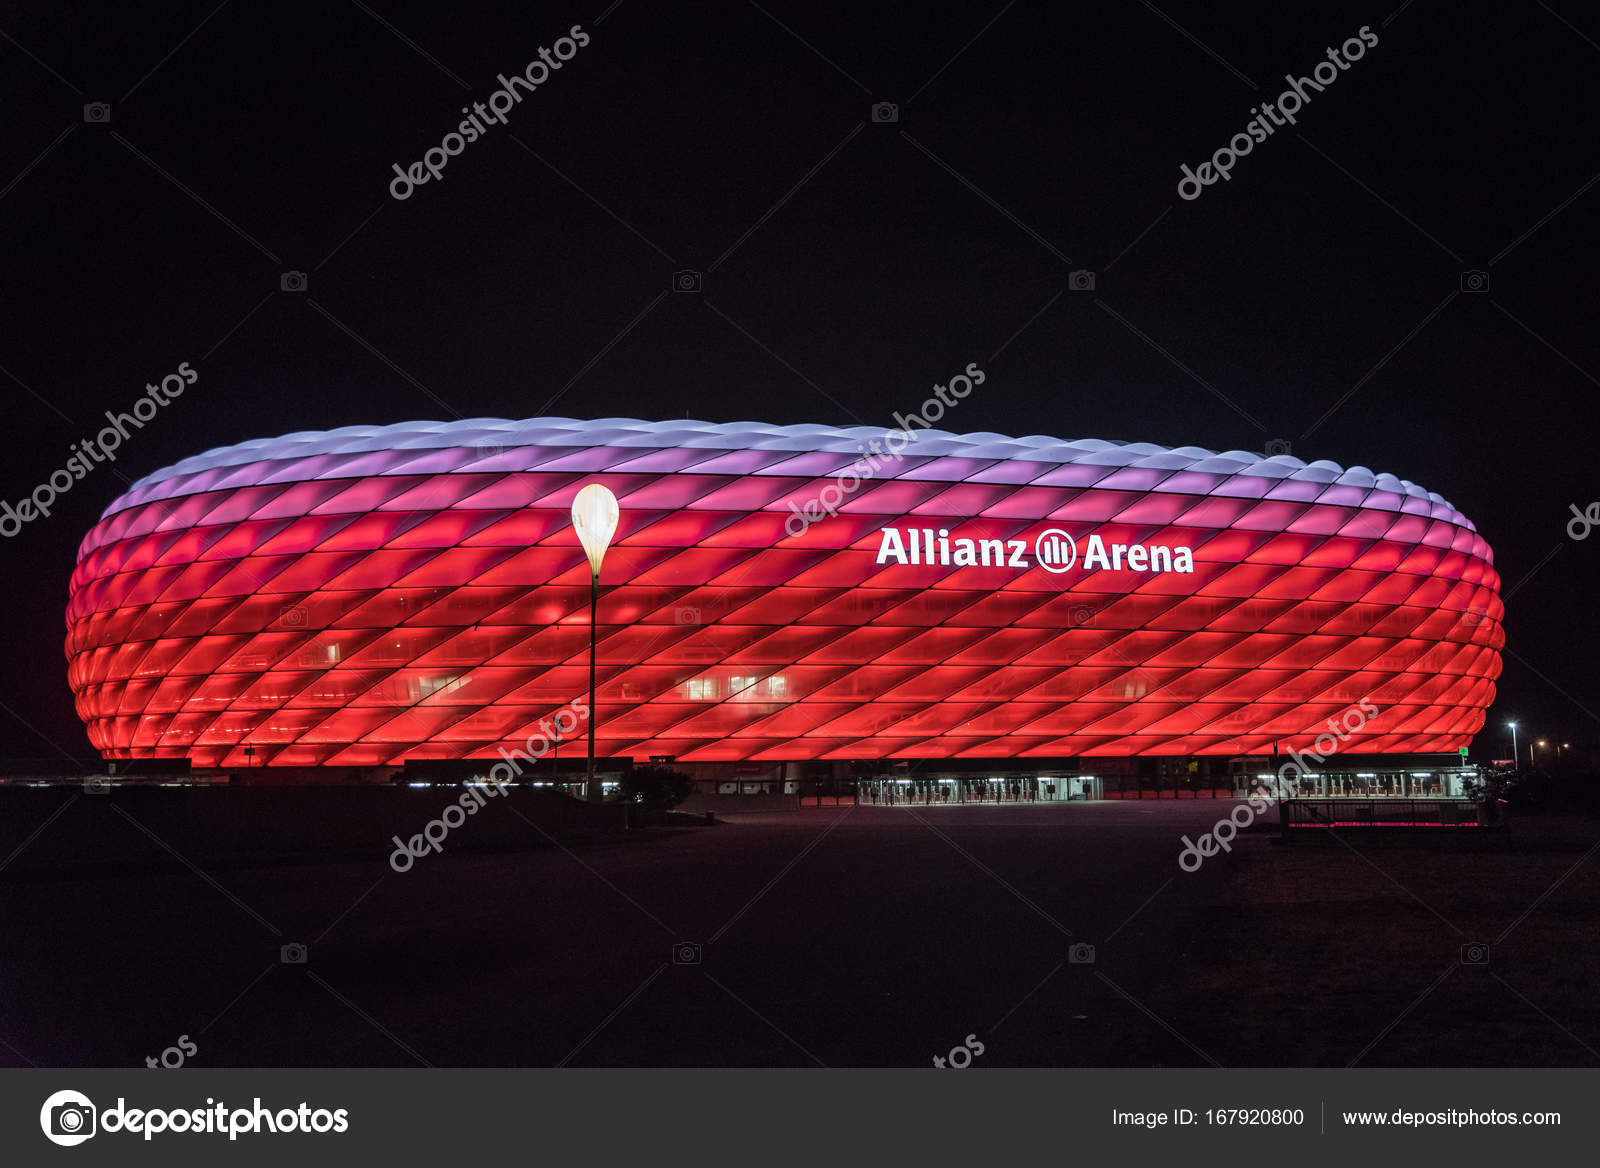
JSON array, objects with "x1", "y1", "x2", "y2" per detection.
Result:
[{"x1": 873, "y1": 526, "x2": 1196, "y2": 574}]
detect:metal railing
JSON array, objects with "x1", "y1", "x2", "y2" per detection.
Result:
[{"x1": 1280, "y1": 798, "x2": 1493, "y2": 832}]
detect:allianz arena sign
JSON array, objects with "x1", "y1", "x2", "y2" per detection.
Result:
[{"x1": 875, "y1": 526, "x2": 1196, "y2": 575}]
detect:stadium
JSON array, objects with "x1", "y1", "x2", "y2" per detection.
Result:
[{"x1": 64, "y1": 417, "x2": 1503, "y2": 799}]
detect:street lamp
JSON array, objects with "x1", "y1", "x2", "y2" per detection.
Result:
[
  {"x1": 1507, "y1": 721, "x2": 1518, "y2": 770},
  {"x1": 571, "y1": 483, "x2": 619, "y2": 795}
]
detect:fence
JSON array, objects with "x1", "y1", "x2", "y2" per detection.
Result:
[{"x1": 1280, "y1": 798, "x2": 1499, "y2": 834}]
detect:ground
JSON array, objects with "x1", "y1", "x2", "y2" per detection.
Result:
[{"x1": 1, "y1": 800, "x2": 1596, "y2": 1067}]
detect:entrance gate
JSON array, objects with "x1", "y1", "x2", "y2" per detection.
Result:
[{"x1": 855, "y1": 775, "x2": 1100, "y2": 805}]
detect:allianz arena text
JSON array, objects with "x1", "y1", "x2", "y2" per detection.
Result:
[{"x1": 64, "y1": 418, "x2": 1502, "y2": 766}]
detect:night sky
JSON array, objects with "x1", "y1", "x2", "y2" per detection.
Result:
[{"x1": 2, "y1": 0, "x2": 1595, "y2": 763}]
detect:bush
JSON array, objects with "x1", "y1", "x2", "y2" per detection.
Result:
[
  {"x1": 619, "y1": 766, "x2": 693, "y2": 809},
  {"x1": 1503, "y1": 767, "x2": 1600, "y2": 814}
]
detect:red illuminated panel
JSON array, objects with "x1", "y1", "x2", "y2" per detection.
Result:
[{"x1": 65, "y1": 419, "x2": 1503, "y2": 765}]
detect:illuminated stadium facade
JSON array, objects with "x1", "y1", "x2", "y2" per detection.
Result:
[{"x1": 65, "y1": 418, "x2": 1503, "y2": 784}]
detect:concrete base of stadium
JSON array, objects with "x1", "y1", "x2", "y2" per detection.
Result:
[
  {"x1": 21, "y1": 753, "x2": 1480, "y2": 806},
  {"x1": 668, "y1": 753, "x2": 1480, "y2": 805}
]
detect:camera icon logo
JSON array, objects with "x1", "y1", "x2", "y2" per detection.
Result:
[
  {"x1": 1067, "y1": 269, "x2": 1096, "y2": 292},
  {"x1": 475, "y1": 443, "x2": 505, "y2": 461},
  {"x1": 280, "y1": 270, "x2": 308, "y2": 293},
  {"x1": 672, "y1": 941, "x2": 702, "y2": 965},
  {"x1": 1069, "y1": 604, "x2": 1096, "y2": 627},
  {"x1": 83, "y1": 102, "x2": 110, "y2": 124},
  {"x1": 279, "y1": 604, "x2": 307, "y2": 628},
  {"x1": 1068, "y1": 942, "x2": 1096, "y2": 965},
  {"x1": 674, "y1": 606, "x2": 702, "y2": 626},
  {"x1": 871, "y1": 101, "x2": 899, "y2": 123},
  {"x1": 671, "y1": 269, "x2": 702, "y2": 293},
  {"x1": 1460, "y1": 270, "x2": 1489, "y2": 293},
  {"x1": 281, "y1": 942, "x2": 308, "y2": 964},
  {"x1": 40, "y1": 1089, "x2": 97, "y2": 1146},
  {"x1": 84, "y1": 776, "x2": 110, "y2": 794},
  {"x1": 1460, "y1": 942, "x2": 1490, "y2": 966},
  {"x1": 1265, "y1": 438, "x2": 1292, "y2": 457}
]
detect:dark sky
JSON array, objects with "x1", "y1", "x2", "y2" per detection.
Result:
[{"x1": 2, "y1": 0, "x2": 1595, "y2": 763}]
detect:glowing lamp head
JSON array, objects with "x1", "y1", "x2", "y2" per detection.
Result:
[{"x1": 571, "y1": 483, "x2": 620, "y2": 576}]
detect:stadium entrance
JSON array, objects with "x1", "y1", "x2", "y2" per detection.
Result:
[{"x1": 855, "y1": 773, "x2": 1102, "y2": 805}]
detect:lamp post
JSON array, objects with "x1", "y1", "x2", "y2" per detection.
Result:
[
  {"x1": 1507, "y1": 721, "x2": 1518, "y2": 771},
  {"x1": 571, "y1": 483, "x2": 619, "y2": 799}
]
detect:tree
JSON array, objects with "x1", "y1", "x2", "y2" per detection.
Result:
[{"x1": 619, "y1": 765, "x2": 693, "y2": 809}]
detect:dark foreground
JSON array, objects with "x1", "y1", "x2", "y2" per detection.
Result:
[{"x1": 1, "y1": 797, "x2": 1596, "y2": 1067}]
